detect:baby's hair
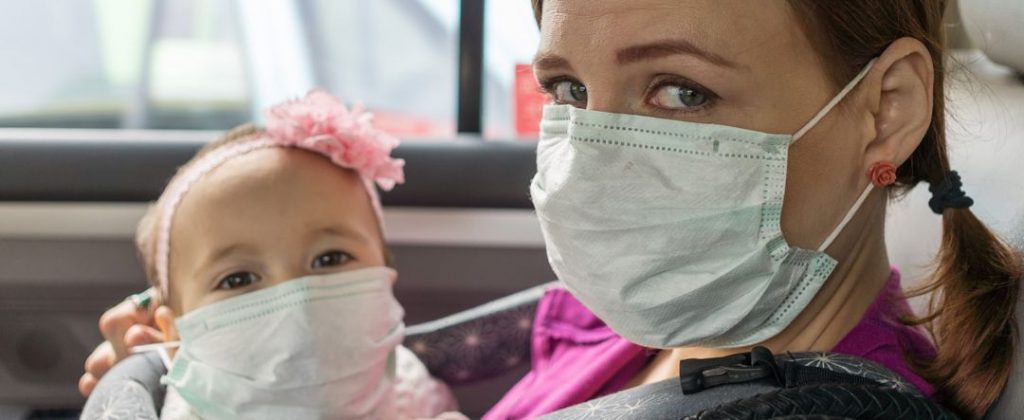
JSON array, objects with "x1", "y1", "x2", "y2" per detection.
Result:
[{"x1": 135, "y1": 123, "x2": 394, "y2": 304}]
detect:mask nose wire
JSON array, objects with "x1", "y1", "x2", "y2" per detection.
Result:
[{"x1": 791, "y1": 59, "x2": 878, "y2": 143}]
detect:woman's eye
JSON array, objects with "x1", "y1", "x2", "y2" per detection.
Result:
[
  {"x1": 549, "y1": 80, "x2": 588, "y2": 105},
  {"x1": 311, "y1": 250, "x2": 353, "y2": 269},
  {"x1": 216, "y1": 272, "x2": 260, "y2": 290},
  {"x1": 650, "y1": 84, "x2": 711, "y2": 110}
]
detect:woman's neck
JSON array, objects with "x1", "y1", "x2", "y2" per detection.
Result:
[{"x1": 626, "y1": 191, "x2": 893, "y2": 387}]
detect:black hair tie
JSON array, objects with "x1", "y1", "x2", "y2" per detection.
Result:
[{"x1": 928, "y1": 171, "x2": 974, "y2": 214}]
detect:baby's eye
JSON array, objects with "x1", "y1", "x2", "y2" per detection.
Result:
[
  {"x1": 216, "y1": 272, "x2": 261, "y2": 290},
  {"x1": 311, "y1": 250, "x2": 353, "y2": 269}
]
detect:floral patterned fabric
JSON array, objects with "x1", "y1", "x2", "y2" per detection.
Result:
[{"x1": 542, "y1": 352, "x2": 920, "y2": 419}]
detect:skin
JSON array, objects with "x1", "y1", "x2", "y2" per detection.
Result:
[
  {"x1": 82, "y1": 0, "x2": 935, "y2": 399},
  {"x1": 158, "y1": 148, "x2": 390, "y2": 338},
  {"x1": 163, "y1": 148, "x2": 387, "y2": 314},
  {"x1": 532, "y1": 0, "x2": 934, "y2": 387},
  {"x1": 80, "y1": 148, "x2": 388, "y2": 395}
]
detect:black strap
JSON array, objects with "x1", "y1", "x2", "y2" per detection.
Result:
[{"x1": 679, "y1": 347, "x2": 880, "y2": 395}]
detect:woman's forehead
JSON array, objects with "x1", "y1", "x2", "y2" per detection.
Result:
[{"x1": 537, "y1": 0, "x2": 803, "y2": 67}]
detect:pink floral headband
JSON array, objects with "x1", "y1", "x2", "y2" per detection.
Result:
[{"x1": 154, "y1": 90, "x2": 404, "y2": 297}]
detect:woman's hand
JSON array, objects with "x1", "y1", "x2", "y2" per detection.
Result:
[{"x1": 79, "y1": 289, "x2": 165, "y2": 396}]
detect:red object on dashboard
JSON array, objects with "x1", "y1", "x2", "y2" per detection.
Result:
[{"x1": 515, "y1": 63, "x2": 549, "y2": 138}]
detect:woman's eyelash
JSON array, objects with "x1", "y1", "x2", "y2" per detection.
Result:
[
  {"x1": 537, "y1": 76, "x2": 573, "y2": 95},
  {"x1": 647, "y1": 76, "x2": 719, "y2": 101},
  {"x1": 537, "y1": 76, "x2": 718, "y2": 99}
]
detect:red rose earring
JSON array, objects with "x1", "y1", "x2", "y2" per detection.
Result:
[{"x1": 867, "y1": 161, "x2": 898, "y2": 187}]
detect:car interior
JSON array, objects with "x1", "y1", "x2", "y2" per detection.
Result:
[{"x1": 0, "y1": 0, "x2": 1022, "y2": 418}]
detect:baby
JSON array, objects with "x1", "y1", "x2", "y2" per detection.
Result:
[{"x1": 133, "y1": 91, "x2": 459, "y2": 419}]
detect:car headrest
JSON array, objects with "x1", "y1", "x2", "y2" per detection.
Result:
[{"x1": 959, "y1": 0, "x2": 1024, "y2": 74}]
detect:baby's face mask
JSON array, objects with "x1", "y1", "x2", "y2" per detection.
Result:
[{"x1": 147, "y1": 267, "x2": 406, "y2": 419}]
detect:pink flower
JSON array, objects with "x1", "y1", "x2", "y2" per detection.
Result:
[{"x1": 265, "y1": 89, "x2": 405, "y2": 190}]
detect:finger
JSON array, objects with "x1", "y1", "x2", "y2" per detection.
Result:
[
  {"x1": 79, "y1": 373, "x2": 97, "y2": 397},
  {"x1": 98, "y1": 303, "x2": 135, "y2": 360},
  {"x1": 84, "y1": 341, "x2": 115, "y2": 379},
  {"x1": 124, "y1": 325, "x2": 164, "y2": 347},
  {"x1": 99, "y1": 293, "x2": 158, "y2": 360}
]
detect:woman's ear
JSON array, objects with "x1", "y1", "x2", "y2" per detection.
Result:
[
  {"x1": 861, "y1": 37, "x2": 935, "y2": 170},
  {"x1": 155, "y1": 305, "x2": 179, "y2": 352}
]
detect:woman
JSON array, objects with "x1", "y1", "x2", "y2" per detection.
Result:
[{"x1": 83, "y1": 1, "x2": 1020, "y2": 418}]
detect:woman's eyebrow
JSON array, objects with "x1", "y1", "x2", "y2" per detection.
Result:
[
  {"x1": 616, "y1": 39, "x2": 739, "y2": 69},
  {"x1": 532, "y1": 53, "x2": 574, "y2": 72}
]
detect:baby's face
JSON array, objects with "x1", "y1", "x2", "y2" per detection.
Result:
[{"x1": 166, "y1": 148, "x2": 387, "y2": 313}]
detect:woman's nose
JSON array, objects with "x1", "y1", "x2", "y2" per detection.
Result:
[{"x1": 584, "y1": 88, "x2": 636, "y2": 115}]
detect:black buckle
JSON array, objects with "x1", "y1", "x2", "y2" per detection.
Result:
[{"x1": 678, "y1": 346, "x2": 782, "y2": 394}]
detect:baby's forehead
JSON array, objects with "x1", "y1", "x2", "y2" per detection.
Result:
[
  {"x1": 172, "y1": 147, "x2": 373, "y2": 226},
  {"x1": 193, "y1": 148, "x2": 362, "y2": 200},
  {"x1": 210, "y1": 147, "x2": 356, "y2": 185}
]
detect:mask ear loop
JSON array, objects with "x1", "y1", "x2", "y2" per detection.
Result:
[
  {"x1": 791, "y1": 59, "x2": 877, "y2": 143},
  {"x1": 131, "y1": 341, "x2": 182, "y2": 370},
  {"x1": 784, "y1": 58, "x2": 878, "y2": 252},
  {"x1": 817, "y1": 185, "x2": 874, "y2": 252}
]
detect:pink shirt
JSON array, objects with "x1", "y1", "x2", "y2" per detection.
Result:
[{"x1": 484, "y1": 268, "x2": 935, "y2": 419}]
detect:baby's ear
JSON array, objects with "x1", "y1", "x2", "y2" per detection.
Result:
[{"x1": 154, "y1": 305, "x2": 179, "y2": 343}]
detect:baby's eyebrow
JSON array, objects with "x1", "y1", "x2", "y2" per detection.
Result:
[
  {"x1": 202, "y1": 243, "x2": 255, "y2": 267},
  {"x1": 313, "y1": 226, "x2": 362, "y2": 240}
]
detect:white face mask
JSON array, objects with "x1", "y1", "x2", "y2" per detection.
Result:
[
  {"x1": 160, "y1": 267, "x2": 405, "y2": 420},
  {"x1": 530, "y1": 61, "x2": 876, "y2": 349}
]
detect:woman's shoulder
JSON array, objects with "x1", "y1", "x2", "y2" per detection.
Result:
[{"x1": 832, "y1": 268, "x2": 936, "y2": 397}]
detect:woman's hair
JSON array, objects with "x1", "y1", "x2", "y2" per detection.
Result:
[
  {"x1": 531, "y1": 0, "x2": 1022, "y2": 417},
  {"x1": 136, "y1": 124, "x2": 395, "y2": 305}
]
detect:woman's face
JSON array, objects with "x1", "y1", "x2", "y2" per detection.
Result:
[{"x1": 534, "y1": 0, "x2": 876, "y2": 250}]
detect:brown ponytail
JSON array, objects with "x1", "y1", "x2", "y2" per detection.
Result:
[
  {"x1": 920, "y1": 206, "x2": 1022, "y2": 418},
  {"x1": 531, "y1": 0, "x2": 1023, "y2": 417}
]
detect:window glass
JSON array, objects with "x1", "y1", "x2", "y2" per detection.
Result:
[
  {"x1": 306, "y1": 0, "x2": 460, "y2": 138},
  {"x1": 0, "y1": 0, "x2": 250, "y2": 130},
  {"x1": 0, "y1": 0, "x2": 461, "y2": 137},
  {"x1": 482, "y1": 0, "x2": 544, "y2": 140}
]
